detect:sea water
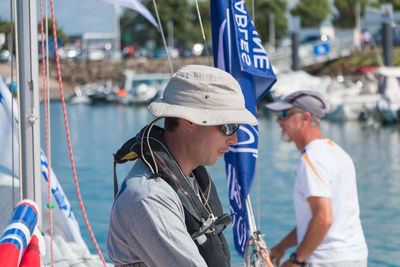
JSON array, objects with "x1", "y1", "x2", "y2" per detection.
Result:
[{"x1": 40, "y1": 103, "x2": 400, "y2": 266}]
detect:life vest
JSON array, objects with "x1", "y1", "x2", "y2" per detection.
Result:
[{"x1": 113, "y1": 124, "x2": 231, "y2": 267}]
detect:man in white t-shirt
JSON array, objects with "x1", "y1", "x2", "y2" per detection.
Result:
[{"x1": 265, "y1": 90, "x2": 368, "y2": 267}]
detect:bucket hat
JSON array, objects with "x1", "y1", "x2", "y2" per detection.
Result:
[
  {"x1": 265, "y1": 90, "x2": 327, "y2": 119},
  {"x1": 148, "y1": 65, "x2": 258, "y2": 125}
]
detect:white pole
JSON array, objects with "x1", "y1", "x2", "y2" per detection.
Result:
[
  {"x1": 269, "y1": 13, "x2": 275, "y2": 52},
  {"x1": 355, "y1": 3, "x2": 361, "y2": 49},
  {"x1": 167, "y1": 20, "x2": 174, "y2": 48},
  {"x1": 114, "y1": 4, "x2": 121, "y2": 56},
  {"x1": 16, "y1": 0, "x2": 42, "y2": 228},
  {"x1": 246, "y1": 196, "x2": 257, "y2": 234}
]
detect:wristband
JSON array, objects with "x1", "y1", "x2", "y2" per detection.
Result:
[{"x1": 289, "y1": 252, "x2": 306, "y2": 266}]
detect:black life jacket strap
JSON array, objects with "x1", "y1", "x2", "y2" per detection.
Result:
[
  {"x1": 113, "y1": 125, "x2": 211, "y2": 222},
  {"x1": 113, "y1": 160, "x2": 118, "y2": 199}
]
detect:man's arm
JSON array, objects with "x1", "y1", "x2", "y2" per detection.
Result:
[
  {"x1": 270, "y1": 227, "x2": 297, "y2": 266},
  {"x1": 287, "y1": 196, "x2": 332, "y2": 265}
]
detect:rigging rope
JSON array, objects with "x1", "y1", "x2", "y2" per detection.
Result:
[
  {"x1": 250, "y1": 0, "x2": 262, "y2": 235},
  {"x1": 152, "y1": 0, "x2": 173, "y2": 75},
  {"x1": 252, "y1": 0, "x2": 255, "y2": 23},
  {"x1": 48, "y1": 1, "x2": 107, "y2": 265},
  {"x1": 39, "y1": 0, "x2": 54, "y2": 265},
  {"x1": 194, "y1": 0, "x2": 211, "y2": 66}
]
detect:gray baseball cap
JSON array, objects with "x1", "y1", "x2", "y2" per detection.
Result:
[{"x1": 265, "y1": 90, "x2": 327, "y2": 118}]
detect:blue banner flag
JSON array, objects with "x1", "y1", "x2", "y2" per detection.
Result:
[{"x1": 210, "y1": 0, "x2": 276, "y2": 256}]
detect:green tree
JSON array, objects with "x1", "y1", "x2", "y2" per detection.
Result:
[
  {"x1": 246, "y1": 0, "x2": 288, "y2": 44},
  {"x1": 189, "y1": 0, "x2": 211, "y2": 45},
  {"x1": 120, "y1": 0, "x2": 191, "y2": 50},
  {"x1": 0, "y1": 17, "x2": 12, "y2": 50},
  {"x1": 38, "y1": 18, "x2": 69, "y2": 45},
  {"x1": 377, "y1": 0, "x2": 400, "y2": 10},
  {"x1": 333, "y1": 0, "x2": 369, "y2": 28},
  {"x1": 120, "y1": 8, "x2": 156, "y2": 48},
  {"x1": 291, "y1": 0, "x2": 331, "y2": 27}
]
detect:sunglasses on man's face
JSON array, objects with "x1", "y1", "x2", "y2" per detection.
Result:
[
  {"x1": 278, "y1": 110, "x2": 304, "y2": 120},
  {"x1": 219, "y1": 123, "x2": 240, "y2": 136}
]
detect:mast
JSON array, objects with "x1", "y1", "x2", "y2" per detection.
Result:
[
  {"x1": 114, "y1": 4, "x2": 121, "y2": 57},
  {"x1": 17, "y1": 0, "x2": 42, "y2": 228}
]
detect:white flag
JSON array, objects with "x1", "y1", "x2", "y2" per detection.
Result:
[
  {"x1": 101, "y1": 0, "x2": 159, "y2": 29},
  {"x1": 0, "y1": 77, "x2": 19, "y2": 174},
  {"x1": 0, "y1": 76, "x2": 88, "y2": 252},
  {"x1": 40, "y1": 150, "x2": 88, "y2": 249}
]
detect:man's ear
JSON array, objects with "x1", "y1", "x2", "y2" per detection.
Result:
[{"x1": 303, "y1": 111, "x2": 312, "y2": 124}]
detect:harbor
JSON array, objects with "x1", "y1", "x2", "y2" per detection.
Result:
[
  {"x1": 1, "y1": 0, "x2": 400, "y2": 266},
  {"x1": 2, "y1": 37, "x2": 400, "y2": 267}
]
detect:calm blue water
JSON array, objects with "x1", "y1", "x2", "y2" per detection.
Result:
[{"x1": 40, "y1": 103, "x2": 400, "y2": 266}]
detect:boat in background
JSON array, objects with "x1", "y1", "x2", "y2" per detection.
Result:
[
  {"x1": 265, "y1": 69, "x2": 400, "y2": 123},
  {"x1": 69, "y1": 86, "x2": 92, "y2": 104},
  {"x1": 324, "y1": 75, "x2": 381, "y2": 121},
  {"x1": 325, "y1": 93, "x2": 381, "y2": 121},
  {"x1": 119, "y1": 70, "x2": 170, "y2": 105},
  {"x1": 68, "y1": 80, "x2": 119, "y2": 105},
  {"x1": 68, "y1": 72, "x2": 170, "y2": 105},
  {"x1": 268, "y1": 70, "x2": 332, "y2": 100},
  {"x1": 361, "y1": 67, "x2": 400, "y2": 124}
]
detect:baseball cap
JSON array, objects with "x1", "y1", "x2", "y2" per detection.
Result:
[{"x1": 265, "y1": 90, "x2": 327, "y2": 118}]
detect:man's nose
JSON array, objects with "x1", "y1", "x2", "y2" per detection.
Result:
[{"x1": 228, "y1": 132, "x2": 238, "y2": 146}]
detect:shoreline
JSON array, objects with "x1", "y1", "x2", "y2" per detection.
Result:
[
  {"x1": 0, "y1": 56, "x2": 211, "y2": 100},
  {"x1": 1, "y1": 48, "x2": 385, "y2": 101}
]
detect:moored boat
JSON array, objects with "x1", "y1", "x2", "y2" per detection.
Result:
[{"x1": 120, "y1": 70, "x2": 170, "y2": 105}]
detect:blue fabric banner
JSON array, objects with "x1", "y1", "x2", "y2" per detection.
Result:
[{"x1": 210, "y1": 0, "x2": 276, "y2": 256}]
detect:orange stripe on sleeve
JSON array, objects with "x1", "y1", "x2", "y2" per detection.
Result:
[
  {"x1": 302, "y1": 153, "x2": 330, "y2": 189},
  {"x1": 325, "y1": 139, "x2": 334, "y2": 146}
]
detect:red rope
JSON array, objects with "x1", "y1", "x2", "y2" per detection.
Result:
[
  {"x1": 39, "y1": 1, "x2": 54, "y2": 266},
  {"x1": 48, "y1": 1, "x2": 107, "y2": 266}
]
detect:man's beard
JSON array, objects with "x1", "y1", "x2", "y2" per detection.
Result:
[{"x1": 281, "y1": 130, "x2": 291, "y2": 142}]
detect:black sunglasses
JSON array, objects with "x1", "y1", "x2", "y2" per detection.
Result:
[
  {"x1": 219, "y1": 123, "x2": 240, "y2": 136},
  {"x1": 278, "y1": 110, "x2": 304, "y2": 120}
]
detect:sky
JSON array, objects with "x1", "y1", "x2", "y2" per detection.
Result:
[
  {"x1": 0, "y1": 0, "x2": 298, "y2": 36},
  {"x1": 0, "y1": 0, "x2": 117, "y2": 35}
]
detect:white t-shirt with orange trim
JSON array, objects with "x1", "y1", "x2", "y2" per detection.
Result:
[{"x1": 293, "y1": 139, "x2": 368, "y2": 263}]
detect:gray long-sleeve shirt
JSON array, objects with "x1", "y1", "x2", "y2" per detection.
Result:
[{"x1": 107, "y1": 159, "x2": 207, "y2": 267}]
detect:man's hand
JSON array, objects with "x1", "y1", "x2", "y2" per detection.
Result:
[
  {"x1": 270, "y1": 245, "x2": 285, "y2": 266},
  {"x1": 269, "y1": 228, "x2": 297, "y2": 266},
  {"x1": 280, "y1": 260, "x2": 300, "y2": 267}
]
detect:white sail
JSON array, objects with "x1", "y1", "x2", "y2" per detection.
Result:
[
  {"x1": 0, "y1": 77, "x2": 19, "y2": 174},
  {"x1": 1, "y1": 76, "x2": 104, "y2": 265}
]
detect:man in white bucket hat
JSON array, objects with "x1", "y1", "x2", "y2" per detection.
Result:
[{"x1": 107, "y1": 65, "x2": 258, "y2": 267}]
